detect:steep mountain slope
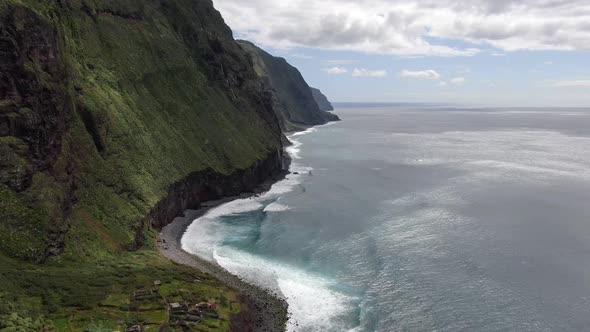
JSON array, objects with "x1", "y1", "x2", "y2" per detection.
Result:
[
  {"x1": 237, "y1": 40, "x2": 339, "y2": 129},
  {"x1": 0, "y1": 0, "x2": 287, "y2": 329},
  {"x1": 310, "y1": 87, "x2": 334, "y2": 111}
]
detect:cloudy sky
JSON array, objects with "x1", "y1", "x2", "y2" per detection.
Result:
[{"x1": 214, "y1": 0, "x2": 590, "y2": 106}]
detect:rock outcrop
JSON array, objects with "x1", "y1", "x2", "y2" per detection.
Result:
[
  {"x1": 0, "y1": 0, "x2": 285, "y2": 262},
  {"x1": 0, "y1": 0, "x2": 291, "y2": 328},
  {"x1": 311, "y1": 87, "x2": 335, "y2": 111},
  {"x1": 238, "y1": 40, "x2": 340, "y2": 129},
  {"x1": 0, "y1": 0, "x2": 343, "y2": 329}
]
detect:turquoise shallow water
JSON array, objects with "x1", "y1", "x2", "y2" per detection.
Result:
[{"x1": 183, "y1": 107, "x2": 590, "y2": 331}]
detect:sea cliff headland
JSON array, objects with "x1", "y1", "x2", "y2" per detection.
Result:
[{"x1": 0, "y1": 0, "x2": 337, "y2": 330}]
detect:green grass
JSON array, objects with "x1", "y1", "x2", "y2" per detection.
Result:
[
  {"x1": 0, "y1": 0, "x2": 282, "y2": 330},
  {"x1": 0, "y1": 185, "x2": 51, "y2": 261},
  {"x1": 0, "y1": 0, "x2": 281, "y2": 251},
  {"x1": 0, "y1": 0, "x2": 281, "y2": 260},
  {"x1": 0, "y1": 250, "x2": 241, "y2": 331}
]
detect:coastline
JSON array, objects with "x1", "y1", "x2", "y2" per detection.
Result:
[
  {"x1": 157, "y1": 172, "x2": 290, "y2": 331},
  {"x1": 156, "y1": 124, "x2": 328, "y2": 331}
]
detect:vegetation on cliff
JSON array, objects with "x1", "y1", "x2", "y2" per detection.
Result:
[{"x1": 0, "y1": 0, "x2": 287, "y2": 330}]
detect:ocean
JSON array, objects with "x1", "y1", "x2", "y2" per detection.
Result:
[{"x1": 182, "y1": 107, "x2": 590, "y2": 331}]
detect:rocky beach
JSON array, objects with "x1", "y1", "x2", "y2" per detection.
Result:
[{"x1": 158, "y1": 185, "x2": 290, "y2": 331}]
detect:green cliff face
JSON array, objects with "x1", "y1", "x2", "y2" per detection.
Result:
[
  {"x1": 310, "y1": 87, "x2": 334, "y2": 112},
  {"x1": 237, "y1": 40, "x2": 339, "y2": 130},
  {"x1": 0, "y1": 0, "x2": 286, "y2": 329}
]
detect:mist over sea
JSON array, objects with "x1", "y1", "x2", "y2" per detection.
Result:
[{"x1": 182, "y1": 107, "x2": 590, "y2": 331}]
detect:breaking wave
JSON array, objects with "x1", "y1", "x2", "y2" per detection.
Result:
[{"x1": 182, "y1": 126, "x2": 357, "y2": 331}]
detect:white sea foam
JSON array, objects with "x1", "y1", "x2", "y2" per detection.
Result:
[
  {"x1": 212, "y1": 246, "x2": 357, "y2": 332},
  {"x1": 181, "y1": 125, "x2": 353, "y2": 331},
  {"x1": 279, "y1": 272, "x2": 356, "y2": 332},
  {"x1": 205, "y1": 198, "x2": 264, "y2": 218},
  {"x1": 182, "y1": 217, "x2": 225, "y2": 260},
  {"x1": 290, "y1": 127, "x2": 317, "y2": 137},
  {"x1": 264, "y1": 202, "x2": 290, "y2": 212},
  {"x1": 264, "y1": 164, "x2": 311, "y2": 197},
  {"x1": 183, "y1": 212, "x2": 357, "y2": 332},
  {"x1": 286, "y1": 140, "x2": 304, "y2": 160}
]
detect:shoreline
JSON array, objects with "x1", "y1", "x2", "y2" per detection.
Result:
[
  {"x1": 157, "y1": 172, "x2": 290, "y2": 331},
  {"x1": 156, "y1": 124, "x2": 326, "y2": 331}
]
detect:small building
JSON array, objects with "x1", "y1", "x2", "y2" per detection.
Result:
[
  {"x1": 195, "y1": 302, "x2": 209, "y2": 310},
  {"x1": 196, "y1": 302, "x2": 217, "y2": 311},
  {"x1": 188, "y1": 309, "x2": 202, "y2": 316},
  {"x1": 172, "y1": 319, "x2": 188, "y2": 328},
  {"x1": 170, "y1": 302, "x2": 188, "y2": 313},
  {"x1": 125, "y1": 325, "x2": 142, "y2": 332},
  {"x1": 153, "y1": 280, "x2": 162, "y2": 286}
]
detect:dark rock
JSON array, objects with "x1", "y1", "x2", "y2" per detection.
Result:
[
  {"x1": 238, "y1": 40, "x2": 340, "y2": 129},
  {"x1": 0, "y1": 1, "x2": 331, "y2": 330},
  {"x1": 0, "y1": 4, "x2": 76, "y2": 261},
  {"x1": 0, "y1": 5, "x2": 71, "y2": 189},
  {"x1": 310, "y1": 87, "x2": 334, "y2": 111},
  {"x1": 140, "y1": 149, "x2": 285, "y2": 242}
]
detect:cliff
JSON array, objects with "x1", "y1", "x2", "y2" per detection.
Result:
[
  {"x1": 311, "y1": 87, "x2": 334, "y2": 111},
  {"x1": 237, "y1": 40, "x2": 339, "y2": 129},
  {"x1": 0, "y1": 0, "x2": 288, "y2": 329}
]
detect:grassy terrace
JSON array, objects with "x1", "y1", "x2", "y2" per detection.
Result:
[{"x1": 0, "y1": 250, "x2": 240, "y2": 331}]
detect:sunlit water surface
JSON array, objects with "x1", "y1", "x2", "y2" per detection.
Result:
[{"x1": 183, "y1": 107, "x2": 590, "y2": 331}]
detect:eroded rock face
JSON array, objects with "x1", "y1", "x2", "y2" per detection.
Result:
[
  {"x1": 159, "y1": 0, "x2": 283, "y2": 135},
  {"x1": 0, "y1": 5, "x2": 70, "y2": 192},
  {"x1": 238, "y1": 40, "x2": 341, "y2": 128},
  {"x1": 310, "y1": 87, "x2": 334, "y2": 112},
  {"x1": 0, "y1": 5, "x2": 77, "y2": 262},
  {"x1": 135, "y1": 149, "x2": 284, "y2": 249},
  {"x1": 0, "y1": 0, "x2": 288, "y2": 263},
  {"x1": 0, "y1": 1, "x2": 296, "y2": 328}
]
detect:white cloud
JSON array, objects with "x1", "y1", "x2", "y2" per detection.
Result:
[
  {"x1": 449, "y1": 77, "x2": 467, "y2": 85},
  {"x1": 438, "y1": 77, "x2": 467, "y2": 87},
  {"x1": 325, "y1": 59, "x2": 358, "y2": 65},
  {"x1": 352, "y1": 68, "x2": 387, "y2": 77},
  {"x1": 290, "y1": 53, "x2": 313, "y2": 59},
  {"x1": 214, "y1": 0, "x2": 590, "y2": 57},
  {"x1": 552, "y1": 80, "x2": 590, "y2": 88},
  {"x1": 544, "y1": 61, "x2": 554, "y2": 65},
  {"x1": 399, "y1": 69, "x2": 441, "y2": 80},
  {"x1": 323, "y1": 67, "x2": 348, "y2": 75}
]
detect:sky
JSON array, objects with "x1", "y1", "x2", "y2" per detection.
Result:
[{"x1": 213, "y1": 0, "x2": 590, "y2": 107}]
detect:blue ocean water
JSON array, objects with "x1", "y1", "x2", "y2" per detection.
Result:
[{"x1": 182, "y1": 107, "x2": 590, "y2": 331}]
